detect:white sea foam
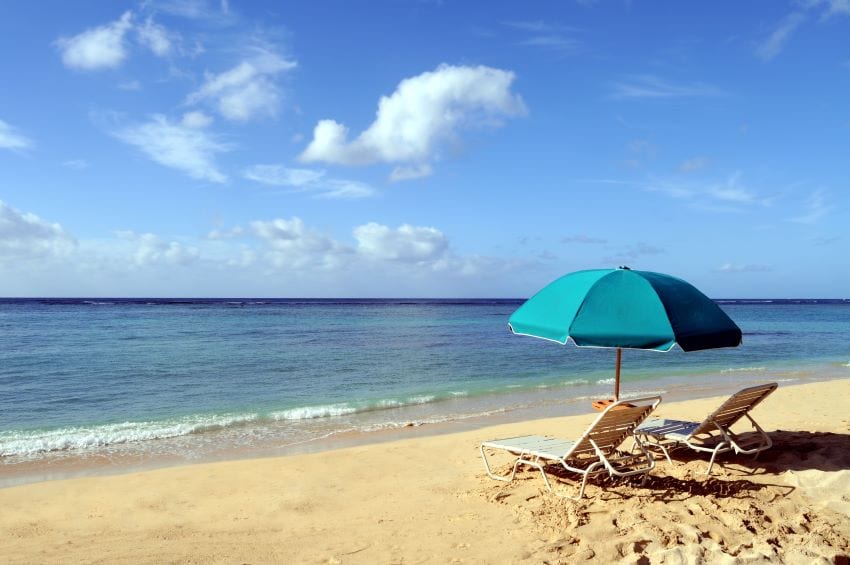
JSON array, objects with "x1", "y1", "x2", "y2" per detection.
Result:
[
  {"x1": 720, "y1": 366, "x2": 766, "y2": 373},
  {"x1": 270, "y1": 404, "x2": 358, "y2": 420},
  {"x1": 0, "y1": 413, "x2": 258, "y2": 457},
  {"x1": 596, "y1": 378, "x2": 615, "y2": 385},
  {"x1": 449, "y1": 391, "x2": 468, "y2": 397},
  {"x1": 562, "y1": 379, "x2": 590, "y2": 386}
]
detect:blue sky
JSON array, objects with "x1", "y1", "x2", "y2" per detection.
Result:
[{"x1": 1, "y1": 0, "x2": 847, "y2": 297}]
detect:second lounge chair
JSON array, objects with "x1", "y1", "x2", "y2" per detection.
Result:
[
  {"x1": 635, "y1": 382, "x2": 778, "y2": 474},
  {"x1": 480, "y1": 396, "x2": 661, "y2": 500}
]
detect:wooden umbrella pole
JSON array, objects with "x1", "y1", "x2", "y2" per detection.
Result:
[{"x1": 614, "y1": 348, "x2": 622, "y2": 400}]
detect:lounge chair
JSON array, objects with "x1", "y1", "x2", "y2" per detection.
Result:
[
  {"x1": 480, "y1": 396, "x2": 662, "y2": 500},
  {"x1": 635, "y1": 383, "x2": 777, "y2": 475}
]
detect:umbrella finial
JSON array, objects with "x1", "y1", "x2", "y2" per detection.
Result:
[{"x1": 618, "y1": 265, "x2": 631, "y2": 270}]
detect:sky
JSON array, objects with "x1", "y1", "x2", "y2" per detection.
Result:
[{"x1": 1, "y1": 0, "x2": 848, "y2": 298}]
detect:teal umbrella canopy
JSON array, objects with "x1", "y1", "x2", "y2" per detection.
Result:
[{"x1": 508, "y1": 268, "x2": 742, "y2": 399}]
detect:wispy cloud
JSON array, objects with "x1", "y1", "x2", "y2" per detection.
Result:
[
  {"x1": 562, "y1": 235, "x2": 607, "y2": 244},
  {"x1": 113, "y1": 114, "x2": 231, "y2": 182},
  {"x1": 679, "y1": 156, "x2": 710, "y2": 173},
  {"x1": 603, "y1": 242, "x2": 665, "y2": 265},
  {"x1": 716, "y1": 263, "x2": 772, "y2": 273},
  {"x1": 243, "y1": 164, "x2": 375, "y2": 199},
  {"x1": 790, "y1": 189, "x2": 832, "y2": 224},
  {"x1": 810, "y1": 235, "x2": 840, "y2": 246},
  {"x1": 611, "y1": 75, "x2": 723, "y2": 99},
  {"x1": 755, "y1": 12, "x2": 805, "y2": 61},
  {"x1": 504, "y1": 20, "x2": 580, "y2": 54},
  {"x1": 62, "y1": 159, "x2": 90, "y2": 170},
  {"x1": 0, "y1": 119, "x2": 34, "y2": 151},
  {"x1": 186, "y1": 45, "x2": 297, "y2": 122},
  {"x1": 646, "y1": 173, "x2": 775, "y2": 210}
]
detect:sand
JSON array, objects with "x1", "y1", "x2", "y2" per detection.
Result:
[{"x1": 1, "y1": 379, "x2": 849, "y2": 564}]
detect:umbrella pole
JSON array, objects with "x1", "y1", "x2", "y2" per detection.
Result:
[{"x1": 614, "y1": 348, "x2": 621, "y2": 400}]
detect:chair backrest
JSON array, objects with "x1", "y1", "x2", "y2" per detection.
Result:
[
  {"x1": 565, "y1": 396, "x2": 662, "y2": 459},
  {"x1": 692, "y1": 383, "x2": 778, "y2": 436}
]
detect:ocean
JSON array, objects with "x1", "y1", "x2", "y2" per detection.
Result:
[{"x1": 1, "y1": 298, "x2": 849, "y2": 486}]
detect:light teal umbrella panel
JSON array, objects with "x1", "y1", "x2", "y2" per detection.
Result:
[{"x1": 508, "y1": 267, "x2": 742, "y2": 400}]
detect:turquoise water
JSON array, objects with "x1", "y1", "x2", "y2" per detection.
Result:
[{"x1": 1, "y1": 299, "x2": 848, "y2": 474}]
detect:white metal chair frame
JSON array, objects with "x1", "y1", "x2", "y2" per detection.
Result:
[
  {"x1": 635, "y1": 383, "x2": 777, "y2": 475},
  {"x1": 480, "y1": 396, "x2": 662, "y2": 500}
]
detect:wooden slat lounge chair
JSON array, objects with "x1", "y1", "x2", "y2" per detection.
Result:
[
  {"x1": 480, "y1": 396, "x2": 662, "y2": 500},
  {"x1": 635, "y1": 383, "x2": 778, "y2": 474}
]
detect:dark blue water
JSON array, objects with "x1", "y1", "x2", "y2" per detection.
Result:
[{"x1": 1, "y1": 299, "x2": 848, "y2": 467}]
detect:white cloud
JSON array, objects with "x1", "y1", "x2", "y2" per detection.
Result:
[
  {"x1": 707, "y1": 173, "x2": 759, "y2": 203},
  {"x1": 0, "y1": 119, "x2": 34, "y2": 151},
  {"x1": 611, "y1": 75, "x2": 723, "y2": 99},
  {"x1": 57, "y1": 11, "x2": 134, "y2": 70},
  {"x1": 354, "y1": 223, "x2": 449, "y2": 263},
  {"x1": 251, "y1": 217, "x2": 351, "y2": 269},
  {"x1": 0, "y1": 200, "x2": 77, "y2": 261},
  {"x1": 186, "y1": 48, "x2": 297, "y2": 121},
  {"x1": 299, "y1": 64, "x2": 526, "y2": 178},
  {"x1": 113, "y1": 114, "x2": 230, "y2": 182},
  {"x1": 790, "y1": 189, "x2": 832, "y2": 224},
  {"x1": 756, "y1": 13, "x2": 805, "y2": 61},
  {"x1": 137, "y1": 17, "x2": 172, "y2": 57},
  {"x1": 243, "y1": 164, "x2": 375, "y2": 199},
  {"x1": 244, "y1": 165, "x2": 325, "y2": 187},
  {"x1": 116, "y1": 230, "x2": 200, "y2": 266}
]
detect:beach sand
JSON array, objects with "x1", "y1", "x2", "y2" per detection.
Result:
[{"x1": 1, "y1": 379, "x2": 849, "y2": 563}]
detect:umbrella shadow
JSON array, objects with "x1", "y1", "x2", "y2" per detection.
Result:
[{"x1": 754, "y1": 430, "x2": 850, "y2": 473}]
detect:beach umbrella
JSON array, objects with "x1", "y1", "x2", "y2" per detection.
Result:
[{"x1": 508, "y1": 267, "x2": 742, "y2": 403}]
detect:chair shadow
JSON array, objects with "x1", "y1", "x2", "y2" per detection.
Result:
[{"x1": 534, "y1": 430, "x2": 850, "y2": 502}]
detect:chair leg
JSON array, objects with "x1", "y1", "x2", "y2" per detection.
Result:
[
  {"x1": 480, "y1": 444, "x2": 521, "y2": 482},
  {"x1": 705, "y1": 442, "x2": 728, "y2": 475}
]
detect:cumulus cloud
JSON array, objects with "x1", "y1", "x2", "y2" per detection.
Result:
[
  {"x1": 756, "y1": 13, "x2": 805, "y2": 61},
  {"x1": 57, "y1": 11, "x2": 134, "y2": 70},
  {"x1": 0, "y1": 200, "x2": 77, "y2": 261},
  {"x1": 243, "y1": 164, "x2": 375, "y2": 199},
  {"x1": 113, "y1": 114, "x2": 230, "y2": 182},
  {"x1": 116, "y1": 230, "x2": 200, "y2": 266},
  {"x1": 0, "y1": 119, "x2": 34, "y2": 151},
  {"x1": 251, "y1": 217, "x2": 351, "y2": 269},
  {"x1": 186, "y1": 48, "x2": 297, "y2": 121},
  {"x1": 354, "y1": 223, "x2": 449, "y2": 263},
  {"x1": 299, "y1": 64, "x2": 526, "y2": 178}
]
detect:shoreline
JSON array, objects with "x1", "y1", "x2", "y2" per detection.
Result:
[
  {"x1": 1, "y1": 378, "x2": 849, "y2": 562},
  {"x1": 3, "y1": 371, "x2": 847, "y2": 490}
]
